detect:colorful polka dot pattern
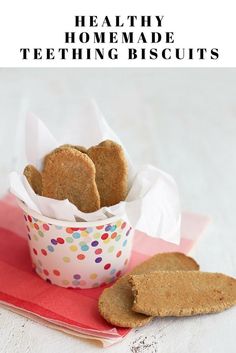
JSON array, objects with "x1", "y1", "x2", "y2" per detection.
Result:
[{"x1": 24, "y1": 213, "x2": 133, "y2": 289}]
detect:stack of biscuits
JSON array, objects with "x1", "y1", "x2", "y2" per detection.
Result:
[
  {"x1": 98, "y1": 252, "x2": 236, "y2": 328},
  {"x1": 24, "y1": 140, "x2": 128, "y2": 212}
]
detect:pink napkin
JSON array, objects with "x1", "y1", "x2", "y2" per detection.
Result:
[{"x1": 0, "y1": 195, "x2": 209, "y2": 346}]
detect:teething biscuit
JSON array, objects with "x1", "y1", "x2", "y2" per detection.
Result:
[
  {"x1": 23, "y1": 164, "x2": 42, "y2": 195},
  {"x1": 130, "y1": 271, "x2": 236, "y2": 317},
  {"x1": 87, "y1": 140, "x2": 128, "y2": 207},
  {"x1": 42, "y1": 148, "x2": 100, "y2": 212},
  {"x1": 98, "y1": 252, "x2": 199, "y2": 328}
]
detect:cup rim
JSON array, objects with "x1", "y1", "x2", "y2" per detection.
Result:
[{"x1": 17, "y1": 199, "x2": 126, "y2": 228}]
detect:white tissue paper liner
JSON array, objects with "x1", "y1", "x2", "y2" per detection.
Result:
[{"x1": 9, "y1": 101, "x2": 181, "y2": 244}]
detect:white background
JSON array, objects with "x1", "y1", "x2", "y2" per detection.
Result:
[
  {"x1": 0, "y1": 68, "x2": 235, "y2": 352},
  {"x1": 0, "y1": 0, "x2": 235, "y2": 66}
]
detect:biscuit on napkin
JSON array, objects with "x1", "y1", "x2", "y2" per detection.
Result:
[{"x1": 98, "y1": 252, "x2": 199, "y2": 327}]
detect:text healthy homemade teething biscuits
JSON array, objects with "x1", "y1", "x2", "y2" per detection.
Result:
[{"x1": 98, "y1": 252, "x2": 199, "y2": 327}]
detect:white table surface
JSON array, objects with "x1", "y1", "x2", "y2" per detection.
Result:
[{"x1": 0, "y1": 68, "x2": 235, "y2": 352}]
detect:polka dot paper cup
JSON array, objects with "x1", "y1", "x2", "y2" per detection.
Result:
[{"x1": 18, "y1": 200, "x2": 134, "y2": 289}]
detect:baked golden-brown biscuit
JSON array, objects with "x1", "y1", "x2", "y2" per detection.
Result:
[
  {"x1": 23, "y1": 164, "x2": 42, "y2": 195},
  {"x1": 98, "y1": 252, "x2": 199, "y2": 327},
  {"x1": 42, "y1": 147, "x2": 100, "y2": 212},
  {"x1": 130, "y1": 271, "x2": 236, "y2": 317},
  {"x1": 87, "y1": 140, "x2": 128, "y2": 207}
]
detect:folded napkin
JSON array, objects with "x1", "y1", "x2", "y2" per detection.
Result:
[{"x1": 0, "y1": 195, "x2": 209, "y2": 347}]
